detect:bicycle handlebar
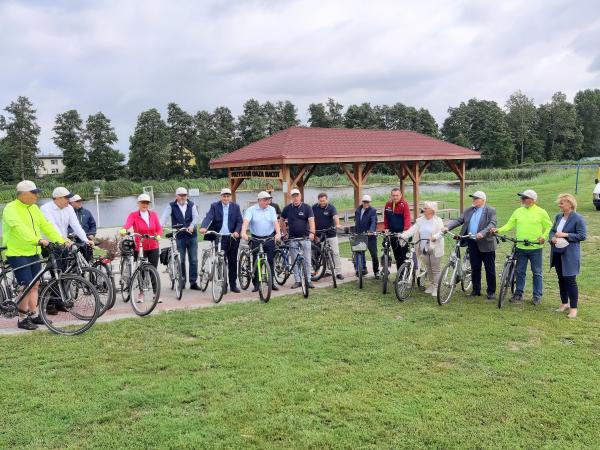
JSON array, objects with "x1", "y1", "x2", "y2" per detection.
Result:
[{"x1": 495, "y1": 234, "x2": 534, "y2": 246}]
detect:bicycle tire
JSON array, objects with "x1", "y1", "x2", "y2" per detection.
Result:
[
  {"x1": 174, "y1": 254, "x2": 183, "y2": 300},
  {"x1": 327, "y1": 251, "x2": 337, "y2": 289},
  {"x1": 382, "y1": 251, "x2": 390, "y2": 294},
  {"x1": 299, "y1": 258, "x2": 309, "y2": 298},
  {"x1": 211, "y1": 257, "x2": 226, "y2": 303},
  {"x1": 238, "y1": 250, "x2": 252, "y2": 290},
  {"x1": 498, "y1": 263, "x2": 514, "y2": 309},
  {"x1": 356, "y1": 252, "x2": 364, "y2": 289},
  {"x1": 437, "y1": 262, "x2": 456, "y2": 306},
  {"x1": 311, "y1": 243, "x2": 325, "y2": 281},
  {"x1": 199, "y1": 251, "x2": 211, "y2": 292},
  {"x1": 460, "y1": 254, "x2": 473, "y2": 293},
  {"x1": 119, "y1": 257, "x2": 132, "y2": 303},
  {"x1": 273, "y1": 249, "x2": 290, "y2": 286},
  {"x1": 129, "y1": 264, "x2": 161, "y2": 316},
  {"x1": 39, "y1": 274, "x2": 100, "y2": 335},
  {"x1": 394, "y1": 262, "x2": 413, "y2": 301},
  {"x1": 92, "y1": 260, "x2": 116, "y2": 310},
  {"x1": 80, "y1": 266, "x2": 114, "y2": 317},
  {"x1": 257, "y1": 256, "x2": 272, "y2": 303}
]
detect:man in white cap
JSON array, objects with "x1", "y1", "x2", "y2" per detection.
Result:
[
  {"x1": 68, "y1": 195, "x2": 97, "y2": 262},
  {"x1": 444, "y1": 191, "x2": 497, "y2": 299},
  {"x1": 241, "y1": 191, "x2": 282, "y2": 292},
  {"x1": 160, "y1": 187, "x2": 200, "y2": 290},
  {"x1": 2, "y1": 181, "x2": 64, "y2": 330},
  {"x1": 354, "y1": 194, "x2": 379, "y2": 278},
  {"x1": 281, "y1": 188, "x2": 316, "y2": 289},
  {"x1": 200, "y1": 187, "x2": 243, "y2": 293},
  {"x1": 492, "y1": 189, "x2": 552, "y2": 305}
]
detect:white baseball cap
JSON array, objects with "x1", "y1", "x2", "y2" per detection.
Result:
[
  {"x1": 220, "y1": 188, "x2": 232, "y2": 195},
  {"x1": 469, "y1": 191, "x2": 487, "y2": 200},
  {"x1": 70, "y1": 194, "x2": 83, "y2": 202},
  {"x1": 257, "y1": 191, "x2": 272, "y2": 200},
  {"x1": 290, "y1": 188, "x2": 301, "y2": 196},
  {"x1": 518, "y1": 189, "x2": 538, "y2": 201},
  {"x1": 137, "y1": 193, "x2": 151, "y2": 202},
  {"x1": 52, "y1": 187, "x2": 73, "y2": 199},
  {"x1": 16, "y1": 180, "x2": 42, "y2": 193},
  {"x1": 555, "y1": 237, "x2": 570, "y2": 249},
  {"x1": 362, "y1": 194, "x2": 372, "y2": 202},
  {"x1": 175, "y1": 187, "x2": 188, "y2": 195}
]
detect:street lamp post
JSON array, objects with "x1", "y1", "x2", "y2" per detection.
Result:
[{"x1": 93, "y1": 186, "x2": 101, "y2": 228}]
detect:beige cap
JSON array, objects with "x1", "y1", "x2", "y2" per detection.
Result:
[
  {"x1": 469, "y1": 191, "x2": 487, "y2": 200},
  {"x1": 137, "y1": 193, "x2": 151, "y2": 202},
  {"x1": 70, "y1": 194, "x2": 83, "y2": 202},
  {"x1": 257, "y1": 191, "x2": 272, "y2": 200},
  {"x1": 518, "y1": 189, "x2": 538, "y2": 201},
  {"x1": 52, "y1": 187, "x2": 73, "y2": 199},
  {"x1": 175, "y1": 187, "x2": 188, "y2": 195},
  {"x1": 16, "y1": 180, "x2": 42, "y2": 193},
  {"x1": 290, "y1": 188, "x2": 301, "y2": 195},
  {"x1": 362, "y1": 194, "x2": 372, "y2": 202},
  {"x1": 220, "y1": 188, "x2": 232, "y2": 195}
]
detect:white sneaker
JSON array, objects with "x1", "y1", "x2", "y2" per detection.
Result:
[
  {"x1": 431, "y1": 287, "x2": 437, "y2": 297},
  {"x1": 424, "y1": 286, "x2": 433, "y2": 294}
]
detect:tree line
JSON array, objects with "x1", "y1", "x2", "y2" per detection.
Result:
[{"x1": 1, "y1": 89, "x2": 599, "y2": 183}]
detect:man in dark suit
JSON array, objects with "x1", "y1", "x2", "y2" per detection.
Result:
[
  {"x1": 444, "y1": 191, "x2": 497, "y2": 299},
  {"x1": 200, "y1": 188, "x2": 244, "y2": 293},
  {"x1": 354, "y1": 194, "x2": 379, "y2": 279}
]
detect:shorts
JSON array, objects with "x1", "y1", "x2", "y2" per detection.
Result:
[{"x1": 7, "y1": 255, "x2": 42, "y2": 286}]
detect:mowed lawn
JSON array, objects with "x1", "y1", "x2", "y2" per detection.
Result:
[{"x1": 1, "y1": 169, "x2": 599, "y2": 449}]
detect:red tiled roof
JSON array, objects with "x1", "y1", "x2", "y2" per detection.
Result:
[{"x1": 210, "y1": 127, "x2": 479, "y2": 169}]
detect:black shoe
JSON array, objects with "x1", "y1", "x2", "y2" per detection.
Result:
[
  {"x1": 486, "y1": 293, "x2": 496, "y2": 300},
  {"x1": 532, "y1": 297, "x2": 542, "y2": 305},
  {"x1": 374, "y1": 273, "x2": 380, "y2": 280},
  {"x1": 31, "y1": 315, "x2": 49, "y2": 325},
  {"x1": 336, "y1": 274, "x2": 344, "y2": 280},
  {"x1": 55, "y1": 304, "x2": 69, "y2": 313},
  {"x1": 272, "y1": 285, "x2": 279, "y2": 291},
  {"x1": 230, "y1": 287, "x2": 241, "y2": 293},
  {"x1": 252, "y1": 286, "x2": 259, "y2": 292},
  {"x1": 46, "y1": 304, "x2": 59, "y2": 315},
  {"x1": 355, "y1": 272, "x2": 359, "y2": 277},
  {"x1": 291, "y1": 282, "x2": 301, "y2": 289},
  {"x1": 189, "y1": 283, "x2": 202, "y2": 291},
  {"x1": 18, "y1": 317, "x2": 38, "y2": 330},
  {"x1": 469, "y1": 292, "x2": 481, "y2": 297},
  {"x1": 311, "y1": 275, "x2": 318, "y2": 282},
  {"x1": 510, "y1": 294, "x2": 523, "y2": 303},
  {"x1": 308, "y1": 283, "x2": 315, "y2": 288},
  {"x1": 363, "y1": 269, "x2": 369, "y2": 275}
]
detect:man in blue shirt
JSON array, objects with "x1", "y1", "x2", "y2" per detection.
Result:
[
  {"x1": 241, "y1": 191, "x2": 282, "y2": 292},
  {"x1": 354, "y1": 194, "x2": 379, "y2": 278},
  {"x1": 281, "y1": 189, "x2": 316, "y2": 289},
  {"x1": 68, "y1": 194, "x2": 97, "y2": 262},
  {"x1": 200, "y1": 188, "x2": 243, "y2": 293},
  {"x1": 312, "y1": 192, "x2": 343, "y2": 280}
]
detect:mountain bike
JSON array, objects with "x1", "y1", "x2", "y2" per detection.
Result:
[
  {"x1": 379, "y1": 232, "x2": 393, "y2": 294},
  {"x1": 238, "y1": 236, "x2": 275, "y2": 302},
  {"x1": 394, "y1": 237, "x2": 430, "y2": 301},
  {"x1": 349, "y1": 232, "x2": 370, "y2": 289},
  {"x1": 273, "y1": 241, "x2": 292, "y2": 286},
  {"x1": 274, "y1": 236, "x2": 310, "y2": 298},
  {"x1": 310, "y1": 227, "x2": 338, "y2": 289},
  {"x1": 163, "y1": 227, "x2": 188, "y2": 301},
  {"x1": 198, "y1": 231, "x2": 229, "y2": 303},
  {"x1": 437, "y1": 232, "x2": 474, "y2": 306},
  {"x1": 496, "y1": 235, "x2": 534, "y2": 309}
]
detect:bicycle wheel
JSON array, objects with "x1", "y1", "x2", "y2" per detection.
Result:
[
  {"x1": 129, "y1": 264, "x2": 161, "y2": 316},
  {"x1": 238, "y1": 250, "x2": 252, "y2": 290},
  {"x1": 437, "y1": 262, "x2": 457, "y2": 306},
  {"x1": 211, "y1": 257, "x2": 226, "y2": 303},
  {"x1": 311, "y1": 243, "x2": 325, "y2": 280},
  {"x1": 80, "y1": 266, "x2": 114, "y2": 317},
  {"x1": 498, "y1": 263, "x2": 514, "y2": 309},
  {"x1": 394, "y1": 262, "x2": 413, "y2": 301},
  {"x1": 119, "y1": 257, "x2": 132, "y2": 303},
  {"x1": 356, "y1": 252, "x2": 364, "y2": 289},
  {"x1": 299, "y1": 258, "x2": 309, "y2": 298},
  {"x1": 273, "y1": 249, "x2": 290, "y2": 286},
  {"x1": 173, "y1": 254, "x2": 183, "y2": 300},
  {"x1": 199, "y1": 251, "x2": 211, "y2": 292},
  {"x1": 416, "y1": 268, "x2": 427, "y2": 291},
  {"x1": 382, "y1": 251, "x2": 390, "y2": 294},
  {"x1": 92, "y1": 260, "x2": 116, "y2": 310},
  {"x1": 257, "y1": 257, "x2": 272, "y2": 303},
  {"x1": 327, "y1": 250, "x2": 337, "y2": 289},
  {"x1": 39, "y1": 274, "x2": 100, "y2": 335},
  {"x1": 460, "y1": 254, "x2": 473, "y2": 293}
]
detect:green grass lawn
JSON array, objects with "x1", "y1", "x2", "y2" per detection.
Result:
[{"x1": 1, "y1": 169, "x2": 599, "y2": 449}]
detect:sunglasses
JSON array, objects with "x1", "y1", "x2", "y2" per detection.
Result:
[{"x1": 139, "y1": 201, "x2": 151, "y2": 204}]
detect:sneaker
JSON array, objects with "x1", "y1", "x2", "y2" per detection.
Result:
[
  {"x1": 189, "y1": 283, "x2": 202, "y2": 291},
  {"x1": 336, "y1": 274, "x2": 344, "y2": 280},
  {"x1": 55, "y1": 303, "x2": 69, "y2": 313},
  {"x1": 486, "y1": 293, "x2": 496, "y2": 300},
  {"x1": 374, "y1": 273, "x2": 380, "y2": 280},
  {"x1": 469, "y1": 292, "x2": 481, "y2": 297},
  {"x1": 18, "y1": 317, "x2": 38, "y2": 330},
  {"x1": 510, "y1": 294, "x2": 523, "y2": 303},
  {"x1": 532, "y1": 297, "x2": 542, "y2": 305},
  {"x1": 271, "y1": 285, "x2": 279, "y2": 291},
  {"x1": 291, "y1": 282, "x2": 301, "y2": 289},
  {"x1": 424, "y1": 286, "x2": 433, "y2": 294},
  {"x1": 31, "y1": 315, "x2": 49, "y2": 325},
  {"x1": 252, "y1": 286, "x2": 259, "y2": 292},
  {"x1": 230, "y1": 287, "x2": 241, "y2": 293}
]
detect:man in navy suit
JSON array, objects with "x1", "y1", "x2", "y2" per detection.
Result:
[
  {"x1": 354, "y1": 194, "x2": 379, "y2": 278},
  {"x1": 200, "y1": 188, "x2": 244, "y2": 293}
]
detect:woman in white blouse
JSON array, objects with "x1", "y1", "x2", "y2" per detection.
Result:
[{"x1": 400, "y1": 201, "x2": 445, "y2": 296}]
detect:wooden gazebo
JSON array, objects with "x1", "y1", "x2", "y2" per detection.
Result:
[{"x1": 210, "y1": 127, "x2": 480, "y2": 214}]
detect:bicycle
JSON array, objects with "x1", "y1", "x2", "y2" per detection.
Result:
[
  {"x1": 310, "y1": 227, "x2": 338, "y2": 289},
  {"x1": 238, "y1": 236, "x2": 275, "y2": 302},
  {"x1": 118, "y1": 233, "x2": 161, "y2": 316},
  {"x1": 273, "y1": 236, "x2": 310, "y2": 298},
  {"x1": 495, "y1": 235, "x2": 534, "y2": 309},
  {"x1": 394, "y1": 237, "x2": 430, "y2": 301},
  {"x1": 349, "y1": 232, "x2": 371, "y2": 289},
  {"x1": 163, "y1": 227, "x2": 187, "y2": 301},
  {"x1": 379, "y1": 232, "x2": 393, "y2": 294},
  {"x1": 0, "y1": 243, "x2": 101, "y2": 335},
  {"x1": 198, "y1": 231, "x2": 229, "y2": 303},
  {"x1": 437, "y1": 231, "x2": 474, "y2": 306}
]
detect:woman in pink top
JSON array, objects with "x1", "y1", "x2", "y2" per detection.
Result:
[{"x1": 120, "y1": 193, "x2": 163, "y2": 267}]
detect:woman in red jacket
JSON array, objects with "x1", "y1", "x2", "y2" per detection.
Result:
[{"x1": 120, "y1": 193, "x2": 163, "y2": 267}]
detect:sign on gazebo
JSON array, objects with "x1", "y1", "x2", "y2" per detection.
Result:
[{"x1": 230, "y1": 169, "x2": 282, "y2": 179}]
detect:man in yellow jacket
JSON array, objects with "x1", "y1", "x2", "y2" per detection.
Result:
[
  {"x1": 2, "y1": 180, "x2": 64, "y2": 330},
  {"x1": 492, "y1": 189, "x2": 552, "y2": 305}
]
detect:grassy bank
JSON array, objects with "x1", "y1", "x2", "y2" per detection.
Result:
[{"x1": 0, "y1": 168, "x2": 598, "y2": 448}]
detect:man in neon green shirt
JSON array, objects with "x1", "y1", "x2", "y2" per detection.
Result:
[
  {"x1": 2, "y1": 180, "x2": 64, "y2": 330},
  {"x1": 491, "y1": 189, "x2": 552, "y2": 305}
]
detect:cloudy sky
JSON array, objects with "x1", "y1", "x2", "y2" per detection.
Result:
[{"x1": 1, "y1": 0, "x2": 599, "y2": 155}]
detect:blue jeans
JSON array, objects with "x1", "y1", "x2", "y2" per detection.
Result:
[
  {"x1": 176, "y1": 237, "x2": 198, "y2": 284},
  {"x1": 515, "y1": 248, "x2": 543, "y2": 298},
  {"x1": 290, "y1": 239, "x2": 312, "y2": 283}
]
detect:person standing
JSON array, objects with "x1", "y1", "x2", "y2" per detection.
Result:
[
  {"x1": 549, "y1": 193, "x2": 586, "y2": 318},
  {"x1": 160, "y1": 187, "x2": 200, "y2": 290},
  {"x1": 383, "y1": 188, "x2": 411, "y2": 269},
  {"x1": 120, "y1": 193, "x2": 163, "y2": 268},
  {"x1": 2, "y1": 181, "x2": 64, "y2": 330},
  {"x1": 444, "y1": 191, "x2": 497, "y2": 300},
  {"x1": 312, "y1": 192, "x2": 344, "y2": 280},
  {"x1": 200, "y1": 188, "x2": 243, "y2": 293},
  {"x1": 68, "y1": 194, "x2": 97, "y2": 262},
  {"x1": 492, "y1": 190, "x2": 552, "y2": 305},
  {"x1": 41, "y1": 187, "x2": 94, "y2": 248},
  {"x1": 241, "y1": 191, "x2": 282, "y2": 292},
  {"x1": 354, "y1": 194, "x2": 379, "y2": 278},
  {"x1": 281, "y1": 188, "x2": 315, "y2": 289}
]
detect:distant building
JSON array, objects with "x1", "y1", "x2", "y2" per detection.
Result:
[{"x1": 37, "y1": 154, "x2": 65, "y2": 176}]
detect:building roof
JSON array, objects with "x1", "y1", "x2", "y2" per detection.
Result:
[{"x1": 210, "y1": 126, "x2": 480, "y2": 169}]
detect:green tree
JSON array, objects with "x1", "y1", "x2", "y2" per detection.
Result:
[
  {"x1": 414, "y1": 108, "x2": 439, "y2": 137},
  {"x1": 128, "y1": 108, "x2": 169, "y2": 180},
  {"x1": 326, "y1": 98, "x2": 344, "y2": 127},
  {"x1": 537, "y1": 92, "x2": 583, "y2": 160},
  {"x1": 307, "y1": 98, "x2": 344, "y2": 128},
  {"x1": 505, "y1": 90, "x2": 538, "y2": 164},
  {"x1": 167, "y1": 103, "x2": 197, "y2": 177},
  {"x1": 574, "y1": 89, "x2": 600, "y2": 157},
  {"x1": 210, "y1": 106, "x2": 236, "y2": 157},
  {"x1": 343, "y1": 103, "x2": 378, "y2": 129},
  {"x1": 84, "y1": 112, "x2": 125, "y2": 181},
  {"x1": 0, "y1": 96, "x2": 41, "y2": 181},
  {"x1": 276, "y1": 100, "x2": 300, "y2": 129},
  {"x1": 53, "y1": 109, "x2": 86, "y2": 181},
  {"x1": 237, "y1": 99, "x2": 267, "y2": 146}
]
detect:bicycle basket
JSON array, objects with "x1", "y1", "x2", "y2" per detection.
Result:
[
  {"x1": 350, "y1": 235, "x2": 368, "y2": 252},
  {"x1": 159, "y1": 247, "x2": 171, "y2": 266},
  {"x1": 119, "y1": 238, "x2": 136, "y2": 256}
]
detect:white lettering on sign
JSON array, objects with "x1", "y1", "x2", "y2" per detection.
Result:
[{"x1": 230, "y1": 169, "x2": 282, "y2": 179}]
